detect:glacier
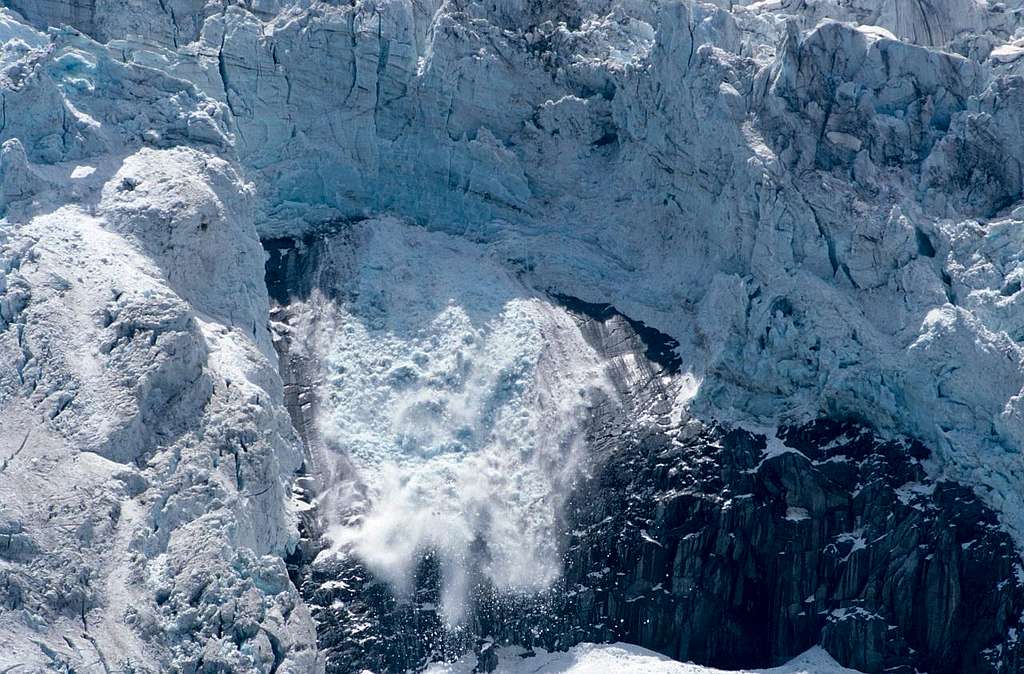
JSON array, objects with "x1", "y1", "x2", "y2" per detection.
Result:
[{"x1": 3, "y1": 0, "x2": 1024, "y2": 671}]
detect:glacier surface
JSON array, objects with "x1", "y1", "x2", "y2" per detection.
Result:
[{"x1": 3, "y1": 0, "x2": 1024, "y2": 670}]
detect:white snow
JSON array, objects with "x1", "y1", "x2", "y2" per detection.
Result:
[
  {"x1": 785, "y1": 507, "x2": 811, "y2": 522},
  {"x1": 895, "y1": 481, "x2": 936, "y2": 507},
  {"x1": 69, "y1": 164, "x2": 96, "y2": 179},
  {"x1": 990, "y1": 43, "x2": 1024, "y2": 63},
  {"x1": 834, "y1": 531, "x2": 869, "y2": 561},
  {"x1": 853, "y1": 25, "x2": 898, "y2": 42},
  {"x1": 0, "y1": 143, "x2": 314, "y2": 670},
  {"x1": 0, "y1": 8, "x2": 46, "y2": 57},
  {"x1": 424, "y1": 643, "x2": 865, "y2": 674},
  {"x1": 746, "y1": 429, "x2": 808, "y2": 473}
]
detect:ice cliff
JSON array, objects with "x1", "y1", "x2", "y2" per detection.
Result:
[{"x1": 4, "y1": 0, "x2": 1024, "y2": 671}]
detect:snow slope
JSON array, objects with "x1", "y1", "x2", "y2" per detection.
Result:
[
  {"x1": 424, "y1": 643, "x2": 865, "y2": 674},
  {"x1": 0, "y1": 13, "x2": 317, "y2": 671}
]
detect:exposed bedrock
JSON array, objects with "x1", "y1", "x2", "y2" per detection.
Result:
[{"x1": 563, "y1": 418, "x2": 1024, "y2": 674}]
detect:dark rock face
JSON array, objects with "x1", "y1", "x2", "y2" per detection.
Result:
[
  {"x1": 266, "y1": 234, "x2": 1024, "y2": 674},
  {"x1": 560, "y1": 419, "x2": 1024, "y2": 674}
]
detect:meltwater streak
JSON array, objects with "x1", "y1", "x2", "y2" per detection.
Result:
[{"x1": 312, "y1": 220, "x2": 611, "y2": 625}]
